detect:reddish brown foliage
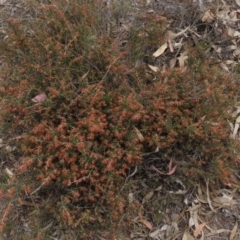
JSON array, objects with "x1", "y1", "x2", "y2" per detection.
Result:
[{"x1": 0, "y1": 0, "x2": 239, "y2": 237}]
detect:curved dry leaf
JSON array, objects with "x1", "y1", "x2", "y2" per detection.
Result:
[
  {"x1": 148, "y1": 64, "x2": 159, "y2": 72},
  {"x1": 167, "y1": 165, "x2": 177, "y2": 175},
  {"x1": 206, "y1": 179, "x2": 216, "y2": 213},
  {"x1": 153, "y1": 42, "x2": 168, "y2": 57},
  {"x1": 220, "y1": 62, "x2": 229, "y2": 71},
  {"x1": 228, "y1": 27, "x2": 240, "y2": 38},
  {"x1": 154, "y1": 185, "x2": 162, "y2": 191},
  {"x1": 151, "y1": 163, "x2": 177, "y2": 175}
]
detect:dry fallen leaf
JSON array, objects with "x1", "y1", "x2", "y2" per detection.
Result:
[
  {"x1": 212, "y1": 189, "x2": 234, "y2": 206},
  {"x1": 5, "y1": 168, "x2": 13, "y2": 178},
  {"x1": 154, "y1": 185, "x2": 162, "y2": 191},
  {"x1": 31, "y1": 93, "x2": 46, "y2": 103},
  {"x1": 201, "y1": 10, "x2": 215, "y2": 23},
  {"x1": 142, "y1": 191, "x2": 154, "y2": 204},
  {"x1": 128, "y1": 193, "x2": 134, "y2": 204},
  {"x1": 169, "y1": 58, "x2": 177, "y2": 69},
  {"x1": 232, "y1": 48, "x2": 240, "y2": 58},
  {"x1": 153, "y1": 42, "x2": 168, "y2": 57},
  {"x1": 189, "y1": 201, "x2": 200, "y2": 229},
  {"x1": 138, "y1": 215, "x2": 153, "y2": 230},
  {"x1": 177, "y1": 50, "x2": 188, "y2": 67},
  {"x1": 151, "y1": 159, "x2": 177, "y2": 175},
  {"x1": 220, "y1": 62, "x2": 229, "y2": 72},
  {"x1": 133, "y1": 126, "x2": 145, "y2": 142},
  {"x1": 149, "y1": 229, "x2": 161, "y2": 238},
  {"x1": 227, "y1": 27, "x2": 240, "y2": 38},
  {"x1": 194, "y1": 222, "x2": 208, "y2": 238},
  {"x1": 148, "y1": 64, "x2": 160, "y2": 72}
]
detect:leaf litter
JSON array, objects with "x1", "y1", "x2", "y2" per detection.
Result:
[{"x1": 129, "y1": 1, "x2": 240, "y2": 238}]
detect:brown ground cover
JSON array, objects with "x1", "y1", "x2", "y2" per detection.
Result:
[{"x1": 1, "y1": 0, "x2": 240, "y2": 239}]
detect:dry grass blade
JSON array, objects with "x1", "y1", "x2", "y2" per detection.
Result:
[
  {"x1": 133, "y1": 126, "x2": 145, "y2": 142},
  {"x1": 196, "y1": 185, "x2": 207, "y2": 204},
  {"x1": 205, "y1": 229, "x2": 230, "y2": 237},
  {"x1": 229, "y1": 220, "x2": 238, "y2": 240}
]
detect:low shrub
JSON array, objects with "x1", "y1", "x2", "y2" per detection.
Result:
[{"x1": 0, "y1": 0, "x2": 239, "y2": 238}]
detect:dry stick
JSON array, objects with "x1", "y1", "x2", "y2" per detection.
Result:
[
  {"x1": 100, "y1": 56, "x2": 119, "y2": 83},
  {"x1": 30, "y1": 177, "x2": 49, "y2": 195},
  {"x1": 125, "y1": 166, "x2": 138, "y2": 183},
  {"x1": 1, "y1": 203, "x2": 12, "y2": 224},
  {"x1": 179, "y1": 3, "x2": 187, "y2": 29}
]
